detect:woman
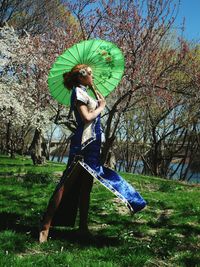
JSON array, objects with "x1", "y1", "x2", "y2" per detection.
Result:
[{"x1": 39, "y1": 64, "x2": 146, "y2": 243}]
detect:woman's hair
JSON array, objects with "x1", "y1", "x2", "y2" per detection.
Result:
[{"x1": 63, "y1": 64, "x2": 92, "y2": 90}]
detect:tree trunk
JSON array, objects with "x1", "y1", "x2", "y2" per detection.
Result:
[
  {"x1": 42, "y1": 137, "x2": 49, "y2": 160},
  {"x1": 101, "y1": 136, "x2": 115, "y2": 166},
  {"x1": 6, "y1": 121, "x2": 11, "y2": 155},
  {"x1": 29, "y1": 128, "x2": 45, "y2": 165}
]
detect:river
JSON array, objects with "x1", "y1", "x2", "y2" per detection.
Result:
[{"x1": 50, "y1": 156, "x2": 200, "y2": 184}]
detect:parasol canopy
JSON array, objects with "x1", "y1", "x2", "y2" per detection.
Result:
[{"x1": 48, "y1": 39, "x2": 125, "y2": 105}]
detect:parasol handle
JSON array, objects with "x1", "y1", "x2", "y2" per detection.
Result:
[{"x1": 90, "y1": 84, "x2": 100, "y2": 100}]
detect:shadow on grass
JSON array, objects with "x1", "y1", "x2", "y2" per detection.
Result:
[
  {"x1": 147, "y1": 210, "x2": 200, "y2": 235},
  {"x1": 0, "y1": 163, "x2": 33, "y2": 167},
  {"x1": 0, "y1": 212, "x2": 37, "y2": 235},
  {"x1": 0, "y1": 212, "x2": 120, "y2": 247},
  {"x1": 49, "y1": 228, "x2": 120, "y2": 247},
  {"x1": 0, "y1": 190, "x2": 40, "y2": 209}
]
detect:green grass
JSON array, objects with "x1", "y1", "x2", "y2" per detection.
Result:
[
  {"x1": 0, "y1": 155, "x2": 200, "y2": 266},
  {"x1": 0, "y1": 154, "x2": 65, "y2": 175}
]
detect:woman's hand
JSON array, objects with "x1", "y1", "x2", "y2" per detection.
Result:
[
  {"x1": 98, "y1": 98, "x2": 106, "y2": 109},
  {"x1": 76, "y1": 89, "x2": 106, "y2": 124},
  {"x1": 77, "y1": 102, "x2": 104, "y2": 124}
]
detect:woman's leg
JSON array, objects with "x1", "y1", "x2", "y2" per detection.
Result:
[
  {"x1": 39, "y1": 186, "x2": 64, "y2": 243},
  {"x1": 41, "y1": 186, "x2": 64, "y2": 230},
  {"x1": 78, "y1": 173, "x2": 93, "y2": 232},
  {"x1": 39, "y1": 162, "x2": 82, "y2": 243}
]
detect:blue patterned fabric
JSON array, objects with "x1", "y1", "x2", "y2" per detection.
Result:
[{"x1": 51, "y1": 85, "x2": 146, "y2": 226}]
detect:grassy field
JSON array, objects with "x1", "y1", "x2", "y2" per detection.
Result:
[{"x1": 0, "y1": 154, "x2": 200, "y2": 267}]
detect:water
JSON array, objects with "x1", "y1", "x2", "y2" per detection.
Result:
[
  {"x1": 50, "y1": 156, "x2": 68, "y2": 164},
  {"x1": 50, "y1": 156, "x2": 200, "y2": 183}
]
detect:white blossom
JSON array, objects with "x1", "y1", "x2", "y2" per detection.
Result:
[{"x1": 0, "y1": 25, "x2": 52, "y2": 141}]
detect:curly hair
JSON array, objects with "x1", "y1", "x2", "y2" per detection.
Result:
[{"x1": 63, "y1": 64, "x2": 91, "y2": 90}]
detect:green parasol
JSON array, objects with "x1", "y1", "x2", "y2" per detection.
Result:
[{"x1": 48, "y1": 39, "x2": 125, "y2": 106}]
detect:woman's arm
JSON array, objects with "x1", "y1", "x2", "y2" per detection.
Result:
[{"x1": 76, "y1": 93, "x2": 106, "y2": 124}]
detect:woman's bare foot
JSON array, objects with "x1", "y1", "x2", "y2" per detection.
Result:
[{"x1": 39, "y1": 227, "x2": 49, "y2": 243}]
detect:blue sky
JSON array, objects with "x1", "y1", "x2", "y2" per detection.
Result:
[{"x1": 175, "y1": 0, "x2": 200, "y2": 41}]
